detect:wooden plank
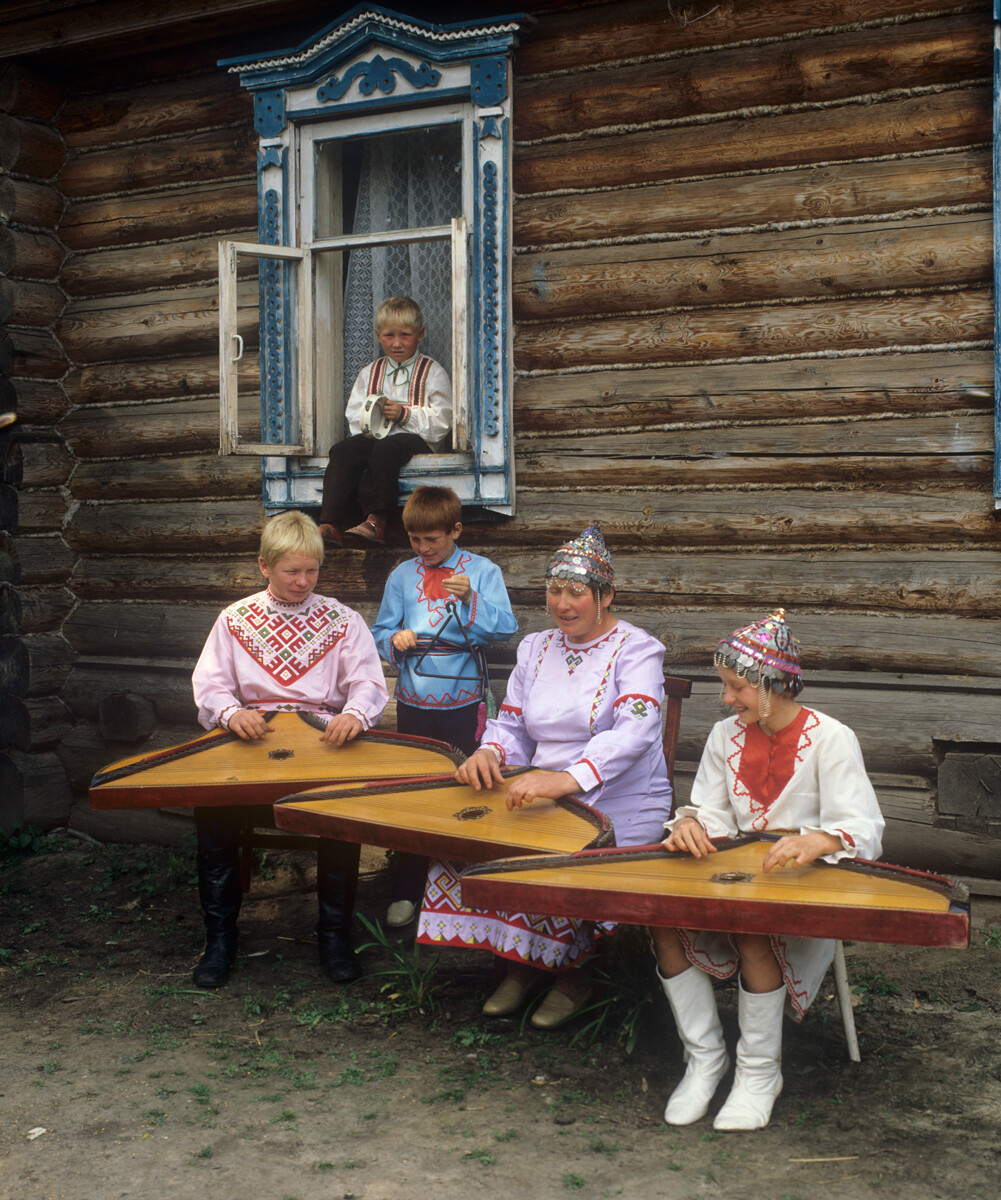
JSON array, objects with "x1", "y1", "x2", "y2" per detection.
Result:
[
  {"x1": 58, "y1": 125, "x2": 257, "y2": 200},
  {"x1": 19, "y1": 441, "x2": 73, "y2": 488},
  {"x1": 516, "y1": 0, "x2": 979, "y2": 75},
  {"x1": 513, "y1": 349, "x2": 992, "y2": 434},
  {"x1": 7, "y1": 227, "x2": 63, "y2": 280},
  {"x1": 62, "y1": 230, "x2": 256, "y2": 298},
  {"x1": 16, "y1": 490, "x2": 68, "y2": 534},
  {"x1": 0, "y1": 113, "x2": 66, "y2": 179},
  {"x1": 15, "y1": 534, "x2": 75, "y2": 585},
  {"x1": 65, "y1": 499, "x2": 264, "y2": 555},
  {"x1": 9, "y1": 279, "x2": 65, "y2": 328},
  {"x1": 70, "y1": 453, "x2": 261, "y2": 501},
  {"x1": 513, "y1": 89, "x2": 991, "y2": 195},
  {"x1": 8, "y1": 327, "x2": 66, "y2": 379},
  {"x1": 61, "y1": 352, "x2": 258, "y2": 407},
  {"x1": 514, "y1": 287, "x2": 991, "y2": 372},
  {"x1": 517, "y1": 13, "x2": 989, "y2": 141},
  {"x1": 514, "y1": 215, "x2": 991, "y2": 319},
  {"x1": 60, "y1": 179, "x2": 256, "y2": 252},
  {"x1": 61, "y1": 397, "x2": 259, "y2": 459},
  {"x1": 0, "y1": 63, "x2": 65, "y2": 121},
  {"x1": 10, "y1": 379, "x2": 70, "y2": 427},
  {"x1": 2, "y1": 176, "x2": 64, "y2": 231}
]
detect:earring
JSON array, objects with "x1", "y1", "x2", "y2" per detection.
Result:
[{"x1": 758, "y1": 681, "x2": 771, "y2": 720}]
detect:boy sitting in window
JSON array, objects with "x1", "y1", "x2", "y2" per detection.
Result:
[{"x1": 318, "y1": 296, "x2": 451, "y2": 547}]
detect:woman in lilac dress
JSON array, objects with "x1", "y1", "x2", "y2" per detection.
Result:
[{"x1": 416, "y1": 524, "x2": 672, "y2": 1028}]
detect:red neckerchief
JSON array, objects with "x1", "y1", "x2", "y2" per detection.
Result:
[
  {"x1": 736, "y1": 706, "x2": 811, "y2": 806},
  {"x1": 420, "y1": 562, "x2": 453, "y2": 601}
]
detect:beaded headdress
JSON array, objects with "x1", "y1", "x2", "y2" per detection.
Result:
[
  {"x1": 545, "y1": 522, "x2": 614, "y2": 592},
  {"x1": 715, "y1": 608, "x2": 803, "y2": 717}
]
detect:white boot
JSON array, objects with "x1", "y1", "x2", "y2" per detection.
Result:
[
  {"x1": 713, "y1": 980, "x2": 785, "y2": 1131},
  {"x1": 658, "y1": 967, "x2": 730, "y2": 1126}
]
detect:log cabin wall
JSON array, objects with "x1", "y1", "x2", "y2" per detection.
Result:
[{"x1": 0, "y1": 0, "x2": 997, "y2": 876}]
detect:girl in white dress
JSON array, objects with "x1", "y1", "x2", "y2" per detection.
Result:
[{"x1": 652, "y1": 609, "x2": 883, "y2": 1132}]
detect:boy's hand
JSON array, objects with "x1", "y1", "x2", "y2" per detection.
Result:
[
  {"x1": 762, "y1": 831, "x2": 842, "y2": 872},
  {"x1": 320, "y1": 713, "x2": 364, "y2": 747},
  {"x1": 381, "y1": 398, "x2": 403, "y2": 422},
  {"x1": 456, "y1": 749, "x2": 505, "y2": 791},
  {"x1": 392, "y1": 629, "x2": 418, "y2": 652},
  {"x1": 442, "y1": 574, "x2": 471, "y2": 603},
  {"x1": 227, "y1": 709, "x2": 272, "y2": 741},
  {"x1": 504, "y1": 769, "x2": 577, "y2": 810},
  {"x1": 663, "y1": 816, "x2": 716, "y2": 858}
]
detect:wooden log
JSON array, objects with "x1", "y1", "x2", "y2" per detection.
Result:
[
  {"x1": 2, "y1": 176, "x2": 65, "y2": 231},
  {"x1": 61, "y1": 398, "x2": 259, "y2": 459},
  {"x1": 513, "y1": 89, "x2": 991, "y2": 195},
  {"x1": 2, "y1": 439, "x2": 21, "y2": 488},
  {"x1": 0, "y1": 633, "x2": 29, "y2": 696},
  {"x1": 97, "y1": 692, "x2": 158, "y2": 743},
  {"x1": 61, "y1": 663, "x2": 201, "y2": 725},
  {"x1": 8, "y1": 279, "x2": 65, "y2": 328},
  {"x1": 0, "y1": 579, "x2": 22, "y2": 634},
  {"x1": 0, "y1": 113, "x2": 66, "y2": 180},
  {"x1": 0, "y1": 749, "x2": 72, "y2": 832},
  {"x1": 0, "y1": 481, "x2": 19, "y2": 532},
  {"x1": 18, "y1": 584, "x2": 75, "y2": 634},
  {"x1": 0, "y1": 695, "x2": 31, "y2": 751},
  {"x1": 517, "y1": 13, "x2": 989, "y2": 141},
  {"x1": 59, "y1": 71, "x2": 251, "y2": 149},
  {"x1": 63, "y1": 601, "x2": 222, "y2": 659},
  {"x1": 70, "y1": 453, "x2": 261, "y2": 501},
  {"x1": 59, "y1": 179, "x2": 256, "y2": 252},
  {"x1": 0, "y1": 531, "x2": 20, "y2": 584},
  {"x1": 69, "y1": 798, "x2": 196, "y2": 849},
  {"x1": 25, "y1": 631, "x2": 75, "y2": 696},
  {"x1": 514, "y1": 287, "x2": 991, "y2": 372},
  {"x1": 6, "y1": 326, "x2": 66, "y2": 380},
  {"x1": 9, "y1": 379, "x2": 70, "y2": 426},
  {"x1": 66, "y1": 499, "x2": 264, "y2": 555},
  {"x1": 71, "y1": 555, "x2": 268, "y2": 601},
  {"x1": 487, "y1": 548, "x2": 1001, "y2": 618},
  {"x1": 62, "y1": 230, "x2": 256, "y2": 299},
  {"x1": 17, "y1": 490, "x2": 68, "y2": 535},
  {"x1": 56, "y1": 280, "x2": 258, "y2": 365},
  {"x1": 19, "y1": 440, "x2": 73, "y2": 488},
  {"x1": 516, "y1": 0, "x2": 980, "y2": 75},
  {"x1": 495, "y1": 486, "x2": 1001, "y2": 549},
  {"x1": 513, "y1": 349, "x2": 992, "y2": 434},
  {"x1": 0, "y1": 329, "x2": 15, "y2": 378},
  {"x1": 25, "y1": 695, "x2": 73, "y2": 750},
  {"x1": 15, "y1": 534, "x2": 75, "y2": 585},
  {"x1": 5, "y1": 227, "x2": 63, "y2": 280},
  {"x1": 0, "y1": 63, "x2": 65, "y2": 122},
  {"x1": 514, "y1": 215, "x2": 991, "y2": 319},
  {"x1": 514, "y1": 149, "x2": 992, "y2": 249},
  {"x1": 0, "y1": 276, "x2": 11, "y2": 324},
  {"x1": 58, "y1": 126, "x2": 258, "y2": 199},
  {"x1": 62, "y1": 351, "x2": 258, "y2": 406}
]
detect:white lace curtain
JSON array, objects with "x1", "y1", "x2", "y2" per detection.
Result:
[{"x1": 342, "y1": 125, "x2": 462, "y2": 406}]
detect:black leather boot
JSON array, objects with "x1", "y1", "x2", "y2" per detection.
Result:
[
  {"x1": 192, "y1": 830, "x2": 241, "y2": 989},
  {"x1": 316, "y1": 840, "x2": 361, "y2": 983}
]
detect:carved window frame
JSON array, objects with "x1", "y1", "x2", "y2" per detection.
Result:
[{"x1": 218, "y1": 6, "x2": 523, "y2": 515}]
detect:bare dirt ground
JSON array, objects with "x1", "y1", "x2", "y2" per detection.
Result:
[{"x1": 2, "y1": 833, "x2": 1000, "y2": 1200}]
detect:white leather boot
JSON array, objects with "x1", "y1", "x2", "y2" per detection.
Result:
[
  {"x1": 658, "y1": 966, "x2": 730, "y2": 1125},
  {"x1": 713, "y1": 980, "x2": 785, "y2": 1131}
]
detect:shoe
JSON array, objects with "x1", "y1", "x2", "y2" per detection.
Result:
[
  {"x1": 318, "y1": 928, "x2": 361, "y2": 983},
  {"x1": 482, "y1": 976, "x2": 531, "y2": 1017},
  {"x1": 530, "y1": 985, "x2": 593, "y2": 1029},
  {"x1": 318, "y1": 523, "x2": 343, "y2": 547},
  {"x1": 386, "y1": 900, "x2": 416, "y2": 928},
  {"x1": 713, "y1": 981, "x2": 785, "y2": 1131},
  {"x1": 658, "y1": 967, "x2": 730, "y2": 1126},
  {"x1": 345, "y1": 514, "x2": 386, "y2": 545},
  {"x1": 193, "y1": 841, "x2": 241, "y2": 989},
  {"x1": 192, "y1": 933, "x2": 237, "y2": 988},
  {"x1": 316, "y1": 840, "x2": 362, "y2": 984}
]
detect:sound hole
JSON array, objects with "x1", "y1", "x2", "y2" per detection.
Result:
[
  {"x1": 268, "y1": 748, "x2": 295, "y2": 760},
  {"x1": 454, "y1": 806, "x2": 490, "y2": 821},
  {"x1": 710, "y1": 871, "x2": 754, "y2": 884}
]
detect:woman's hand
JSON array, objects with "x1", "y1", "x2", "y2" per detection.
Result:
[
  {"x1": 391, "y1": 628, "x2": 418, "y2": 652},
  {"x1": 456, "y1": 748, "x2": 505, "y2": 791},
  {"x1": 320, "y1": 713, "x2": 364, "y2": 747},
  {"x1": 762, "y1": 831, "x2": 842, "y2": 872},
  {"x1": 226, "y1": 709, "x2": 272, "y2": 741},
  {"x1": 662, "y1": 816, "x2": 716, "y2": 858},
  {"x1": 504, "y1": 770, "x2": 578, "y2": 810}
]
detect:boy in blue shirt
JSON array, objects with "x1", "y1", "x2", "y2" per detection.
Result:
[{"x1": 371, "y1": 485, "x2": 517, "y2": 923}]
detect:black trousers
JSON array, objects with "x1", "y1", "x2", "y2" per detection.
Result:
[{"x1": 319, "y1": 432, "x2": 430, "y2": 527}]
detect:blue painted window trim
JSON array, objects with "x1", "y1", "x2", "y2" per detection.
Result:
[{"x1": 994, "y1": 3, "x2": 1000, "y2": 500}]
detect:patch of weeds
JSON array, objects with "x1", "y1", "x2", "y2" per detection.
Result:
[
  {"x1": 86, "y1": 902, "x2": 114, "y2": 922},
  {"x1": 666, "y1": 1162, "x2": 682, "y2": 1172},
  {"x1": 700, "y1": 1130, "x2": 722, "y2": 1142},
  {"x1": 142, "y1": 1109, "x2": 166, "y2": 1127},
  {"x1": 38, "y1": 1061, "x2": 64, "y2": 1075},
  {"x1": 355, "y1": 912, "x2": 445, "y2": 1014},
  {"x1": 270, "y1": 1110, "x2": 298, "y2": 1130},
  {"x1": 563, "y1": 1173, "x2": 586, "y2": 1190},
  {"x1": 366, "y1": 1049, "x2": 398, "y2": 1079},
  {"x1": 317, "y1": 1162, "x2": 334, "y2": 1172},
  {"x1": 494, "y1": 1129, "x2": 518, "y2": 1143},
  {"x1": 148, "y1": 1025, "x2": 183, "y2": 1050},
  {"x1": 982, "y1": 926, "x2": 1001, "y2": 950},
  {"x1": 20, "y1": 919, "x2": 48, "y2": 936},
  {"x1": 560, "y1": 1088, "x2": 596, "y2": 1108},
  {"x1": 342, "y1": 1159, "x2": 364, "y2": 1169},
  {"x1": 588, "y1": 1138, "x2": 620, "y2": 1155},
  {"x1": 0, "y1": 947, "x2": 14, "y2": 964},
  {"x1": 567, "y1": 926, "x2": 660, "y2": 1053},
  {"x1": 122, "y1": 1049, "x2": 154, "y2": 1064},
  {"x1": 0, "y1": 826, "x2": 45, "y2": 857},
  {"x1": 462, "y1": 1148, "x2": 496, "y2": 1167},
  {"x1": 454, "y1": 1025, "x2": 503, "y2": 1050},
  {"x1": 853, "y1": 972, "x2": 900, "y2": 1000}
]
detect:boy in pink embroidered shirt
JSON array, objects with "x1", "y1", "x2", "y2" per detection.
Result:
[
  {"x1": 190, "y1": 511, "x2": 388, "y2": 990},
  {"x1": 651, "y1": 609, "x2": 883, "y2": 1133}
]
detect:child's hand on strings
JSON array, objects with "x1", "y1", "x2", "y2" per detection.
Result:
[{"x1": 663, "y1": 816, "x2": 716, "y2": 858}]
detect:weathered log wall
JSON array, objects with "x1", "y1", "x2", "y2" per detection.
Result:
[{"x1": 0, "y1": 0, "x2": 997, "y2": 872}]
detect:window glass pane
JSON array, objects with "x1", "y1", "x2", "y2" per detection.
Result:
[{"x1": 328, "y1": 124, "x2": 462, "y2": 406}]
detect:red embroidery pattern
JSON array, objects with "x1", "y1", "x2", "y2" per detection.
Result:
[
  {"x1": 612, "y1": 693, "x2": 661, "y2": 720},
  {"x1": 227, "y1": 597, "x2": 349, "y2": 687},
  {"x1": 729, "y1": 708, "x2": 813, "y2": 830},
  {"x1": 415, "y1": 551, "x2": 470, "y2": 624}
]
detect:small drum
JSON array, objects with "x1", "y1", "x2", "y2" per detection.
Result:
[{"x1": 359, "y1": 393, "x2": 394, "y2": 439}]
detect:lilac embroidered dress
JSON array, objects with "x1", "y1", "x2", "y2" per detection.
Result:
[{"x1": 416, "y1": 620, "x2": 673, "y2": 969}]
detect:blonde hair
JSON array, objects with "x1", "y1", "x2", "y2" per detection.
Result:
[
  {"x1": 402, "y1": 485, "x2": 461, "y2": 533},
  {"x1": 375, "y1": 296, "x2": 423, "y2": 333},
  {"x1": 258, "y1": 511, "x2": 324, "y2": 569}
]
